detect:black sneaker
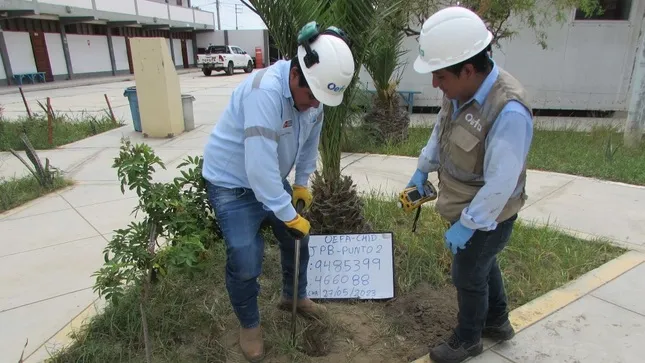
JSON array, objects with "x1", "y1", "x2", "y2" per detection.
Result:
[
  {"x1": 429, "y1": 332, "x2": 483, "y2": 363},
  {"x1": 482, "y1": 319, "x2": 515, "y2": 341}
]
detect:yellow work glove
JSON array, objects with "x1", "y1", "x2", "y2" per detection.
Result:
[
  {"x1": 292, "y1": 185, "x2": 312, "y2": 211},
  {"x1": 285, "y1": 214, "x2": 311, "y2": 239}
]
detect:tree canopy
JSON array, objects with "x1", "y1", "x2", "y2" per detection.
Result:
[{"x1": 401, "y1": 0, "x2": 604, "y2": 49}]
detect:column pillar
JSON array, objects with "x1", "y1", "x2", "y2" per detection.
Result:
[
  {"x1": 0, "y1": 25, "x2": 14, "y2": 86},
  {"x1": 60, "y1": 24, "x2": 74, "y2": 80}
]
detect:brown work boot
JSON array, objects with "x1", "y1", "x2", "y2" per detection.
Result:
[
  {"x1": 239, "y1": 326, "x2": 265, "y2": 362},
  {"x1": 278, "y1": 297, "x2": 328, "y2": 320}
]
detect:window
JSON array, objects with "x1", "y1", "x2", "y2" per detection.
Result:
[
  {"x1": 575, "y1": 0, "x2": 632, "y2": 20},
  {"x1": 208, "y1": 45, "x2": 229, "y2": 54}
]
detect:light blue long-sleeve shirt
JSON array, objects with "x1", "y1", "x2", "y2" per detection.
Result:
[
  {"x1": 202, "y1": 60, "x2": 324, "y2": 222},
  {"x1": 418, "y1": 62, "x2": 533, "y2": 231}
]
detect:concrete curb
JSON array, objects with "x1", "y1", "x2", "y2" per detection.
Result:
[
  {"x1": 24, "y1": 297, "x2": 102, "y2": 362},
  {"x1": 409, "y1": 250, "x2": 645, "y2": 363}
]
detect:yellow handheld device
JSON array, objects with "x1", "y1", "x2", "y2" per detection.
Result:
[
  {"x1": 397, "y1": 181, "x2": 437, "y2": 233},
  {"x1": 397, "y1": 181, "x2": 437, "y2": 213}
]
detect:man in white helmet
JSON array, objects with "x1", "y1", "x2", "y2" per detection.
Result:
[
  {"x1": 201, "y1": 22, "x2": 354, "y2": 362},
  {"x1": 406, "y1": 6, "x2": 534, "y2": 363}
]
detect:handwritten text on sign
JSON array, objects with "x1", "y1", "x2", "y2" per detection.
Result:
[{"x1": 306, "y1": 233, "x2": 394, "y2": 300}]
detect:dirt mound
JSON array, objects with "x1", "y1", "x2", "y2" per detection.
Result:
[{"x1": 384, "y1": 282, "x2": 459, "y2": 360}]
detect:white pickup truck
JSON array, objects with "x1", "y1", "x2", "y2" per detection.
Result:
[{"x1": 197, "y1": 45, "x2": 254, "y2": 76}]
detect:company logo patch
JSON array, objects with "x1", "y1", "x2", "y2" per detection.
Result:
[
  {"x1": 465, "y1": 113, "x2": 482, "y2": 132},
  {"x1": 327, "y1": 82, "x2": 346, "y2": 93},
  {"x1": 282, "y1": 119, "x2": 293, "y2": 128}
]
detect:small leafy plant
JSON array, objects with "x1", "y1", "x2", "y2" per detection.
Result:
[{"x1": 92, "y1": 138, "x2": 219, "y2": 362}]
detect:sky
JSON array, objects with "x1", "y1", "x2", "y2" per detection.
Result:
[{"x1": 191, "y1": 0, "x2": 268, "y2": 30}]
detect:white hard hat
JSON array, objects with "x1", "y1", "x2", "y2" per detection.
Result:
[
  {"x1": 414, "y1": 6, "x2": 493, "y2": 74},
  {"x1": 297, "y1": 32, "x2": 355, "y2": 106}
]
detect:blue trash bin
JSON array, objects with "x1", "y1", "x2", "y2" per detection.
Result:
[{"x1": 123, "y1": 86, "x2": 142, "y2": 132}]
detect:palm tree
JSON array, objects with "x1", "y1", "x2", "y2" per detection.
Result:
[
  {"x1": 361, "y1": 5, "x2": 410, "y2": 144},
  {"x1": 242, "y1": 0, "x2": 401, "y2": 234}
]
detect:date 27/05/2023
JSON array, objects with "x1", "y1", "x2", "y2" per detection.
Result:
[{"x1": 309, "y1": 274, "x2": 376, "y2": 298}]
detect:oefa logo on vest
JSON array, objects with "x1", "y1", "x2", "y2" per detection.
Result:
[{"x1": 465, "y1": 113, "x2": 482, "y2": 132}]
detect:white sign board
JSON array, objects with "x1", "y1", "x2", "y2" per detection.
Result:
[{"x1": 306, "y1": 232, "x2": 395, "y2": 300}]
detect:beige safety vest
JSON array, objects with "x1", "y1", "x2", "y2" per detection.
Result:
[{"x1": 435, "y1": 68, "x2": 533, "y2": 223}]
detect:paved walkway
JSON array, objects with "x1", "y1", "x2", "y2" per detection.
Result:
[
  {"x1": 0, "y1": 73, "x2": 644, "y2": 363},
  {"x1": 0, "y1": 68, "x2": 201, "y2": 96}
]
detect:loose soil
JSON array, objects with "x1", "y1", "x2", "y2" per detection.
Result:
[
  {"x1": 216, "y1": 282, "x2": 460, "y2": 363},
  {"x1": 384, "y1": 283, "x2": 459, "y2": 361}
]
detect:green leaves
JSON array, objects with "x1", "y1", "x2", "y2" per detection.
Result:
[
  {"x1": 243, "y1": 0, "x2": 329, "y2": 59},
  {"x1": 93, "y1": 139, "x2": 218, "y2": 306},
  {"x1": 401, "y1": 0, "x2": 603, "y2": 50},
  {"x1": 9, "y1": 133, "x2": 60, "y2": 189},
  {"x1": 113, "y1": 138, "x2": 164, "y2": 196},
  {"x1": 363, "y1": 0, "x2": 409, "y2": 106}
]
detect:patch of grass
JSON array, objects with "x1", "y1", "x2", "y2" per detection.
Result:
[
  {"x1": 47, "y1": 196, "x2": 624, "y2": 363},
  {"x1": 362, "y1": 196, "x2": 624, "y2": 309},
  {"x1": 0, "y1": 113, "x2": 123, "y2": 151},
  {"x1": 0, "y1": 174, "x2": 72, "y2": 213},
  {"x1": 341, "y1": 124, "x2": 645, "y2": 185}
]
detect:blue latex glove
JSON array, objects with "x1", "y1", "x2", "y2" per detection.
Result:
[
  {"x1": 406, "y1": 169, "x2": 429, "y2": 196},
  {"x1": 444, "y1": 221, "x2": 475, "y2": 254}
]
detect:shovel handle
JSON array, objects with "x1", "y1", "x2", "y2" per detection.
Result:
[
  {"x1": 295, "y1": 199, "x2": 305, "y2": 214},
  {"x1": 290, "y1": 198, "x2": 306, "y2": 344}
]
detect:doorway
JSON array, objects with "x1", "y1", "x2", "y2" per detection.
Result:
[
  {"x1": 181, "y1": 39, "x2": 189, "y2": 69},
  {"x1": 29, "y1": 31, "x2": 54, "y2": 82}
]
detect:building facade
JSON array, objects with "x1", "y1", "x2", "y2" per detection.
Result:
[
  {"x1": 358, "y1": 0, "x2": 643, "y2": 112},
  {"x1": 0, "y1": 0, "x2": 216, "y2": 85}
]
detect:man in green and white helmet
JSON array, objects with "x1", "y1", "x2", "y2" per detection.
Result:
[
  {"x1": 406, "y1": 6, "x2": 534, "y2": 363},
  {"x1": 202, "y1": 22, "x2": 355, "y2": 362}
]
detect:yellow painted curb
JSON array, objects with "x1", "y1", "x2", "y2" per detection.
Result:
[
  {"x1": 410, "y1": 250, "x2": 645, "y2": 363},
  {"x1": 24, "y1": 297, "x2": 102, "y2": 363}
]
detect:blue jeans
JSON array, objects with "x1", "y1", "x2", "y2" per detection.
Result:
[
  {"x1": 451, "y1": 214, "x2": 518, "y2": 343},
  {"x1": 206, "y1": 179, "x2": 309, "y2": 329}
]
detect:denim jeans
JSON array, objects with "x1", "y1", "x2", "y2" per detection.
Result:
[
  {"x1": 451, "y1": 214, "x2": 518, "y2": 343},
  {"x1": 205, "y1": 179, "x2": 309, "y2": 329}
]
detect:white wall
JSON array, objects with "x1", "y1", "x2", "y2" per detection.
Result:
[
  {"x1": 194, "y1": 10, "x2": 214, "y2": 27},
  {"x1": 495, "y1": 17, "x2": 636, "y2": 111},
  {"x1": 227, "y1": 29, "x2": 265, "y2": 55},
  {"x1": 360, "y1": 3, "x2": 644, "y2": 111},
  {"x1": 67, "y1": 35, "x2": 112, "y2": 74},
  {"x1": 196, "y1": 31, "x2": 225, "y2": 48},
  {"x1": 5, "y1": 32, "x2": 37, "y2": 75},
  {"x1": 173, "y1": 39, "x2": 182, "y2": 66},
  {"x1": 113, "y1": 36, "x2": 130, "y2": 71},
  {"x1": 96, "y1": 0, "x2": 136, "y2": 15},
  {"x1": 39, "y1": 0, "x2": 93, "y2": 9},
  {"x1": 137, "y1": 0, "x2": 169, "y2": 20},
  {"x1": 170, "y1": 5, "x2": 194, "y2": 23},
  {"x1": 44, "y1": 33, "x2": 67, "y2": 75}
]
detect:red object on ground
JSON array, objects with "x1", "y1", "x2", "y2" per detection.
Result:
[{"x1": 255, "y1": 47, "x2": 263, "y2": 68}]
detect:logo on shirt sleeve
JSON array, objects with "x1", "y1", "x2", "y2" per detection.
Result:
[{"x1": 283, "y1": 119, "x2": 293, "y2": 128}]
